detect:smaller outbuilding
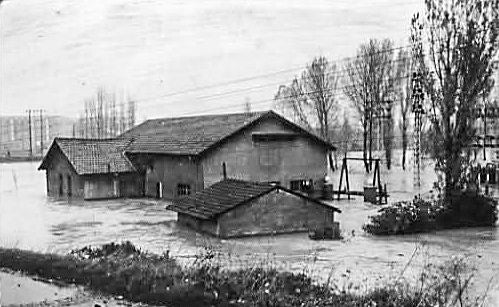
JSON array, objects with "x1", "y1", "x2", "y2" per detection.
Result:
[
  {"x1": 38, "y1": 138, "x2": 142, "y2": 200},
  {"x1": 167, "y1": 179, "x2": 341, "y2": 238}
]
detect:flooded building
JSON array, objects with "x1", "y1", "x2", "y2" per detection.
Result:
[
  {"x1": 38, "y1": 111, "x2": 336, "y2": 200},
  {"x1": 38, "y1": 138, "x2": 142, "y2": 199},
  {"x1": 122, "y1": 110, "x2": 336, "y2": 199},
  {"x1": 168, "y1": 179, "x2": 341, "y2": 238}
]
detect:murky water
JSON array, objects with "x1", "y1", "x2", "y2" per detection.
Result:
[{"x1": 1, "y1": 155, "x2": 498, "y2": 305}]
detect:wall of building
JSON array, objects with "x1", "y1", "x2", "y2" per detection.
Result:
[
  {"x1": 141, "y1": 155, "x2": 204, "y2": 199},
  {"x1": 177, "y1": 213, "x2": 218, "y2": 235},
  {"x1": 44, "y1": 146, "x2": 142, "y2": 200},
  {"x1": 82, "y1": 172, "x2": 142, "y2": 200},
  {"x1": 217, "y1": 189, "x2": 335, "y2": 238},
  {"x1": 44, "y1": 147, "x2": 83, "y2": 198},
  {"x1": 201, "y1": 117, "x2": 329, "y2": 192}
]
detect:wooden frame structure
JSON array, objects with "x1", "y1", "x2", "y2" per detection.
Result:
[{"x1": 336, "y1": 157, "x2": 388, "y2": 204}]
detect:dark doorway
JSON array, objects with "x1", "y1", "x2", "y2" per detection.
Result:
[
  {"x1": 58, "y1": 174, "x2": 64, "y2": 196},
  {"x1": 67, "y1": 175, "x2": 72, "y2": 197}
]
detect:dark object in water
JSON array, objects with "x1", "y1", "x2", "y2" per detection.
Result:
[{"x1": 309, "y1": 222, "x2": 340, "y2": 240}]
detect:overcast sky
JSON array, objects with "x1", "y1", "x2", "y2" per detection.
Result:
[{"x1": 1, "y1": 0, "x2": 423, "y2": 120}]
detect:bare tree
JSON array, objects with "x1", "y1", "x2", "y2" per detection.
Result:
[
  {"x1": 77, "y1": 88, "x2": 137, "y2": 138},
  {"x1": 274, "y1": 56, "x2": 340, "y2": 143},
  {"x1": 411, "y1": 0, "x2": 499, "y2": 196},
  {"x1": 339, "y1": 111, "x2": 356, "y2": 155},
  {"x1": 344, "y1": 39, "x2": 396, "y2": 171},
  {"x1": 128, "y1": 98, "x2": 136, "y2": 128},
  {"x1": 394, "y1": 49, "x2": 413, "y2": 170}
]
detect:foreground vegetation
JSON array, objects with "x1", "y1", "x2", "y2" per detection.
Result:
[
  {"x1": 0, "y1": 242, "x2": 491, "y2": 306},
  {"x1": 363, "y1": 192, "x2": 498, "y2": 235}
]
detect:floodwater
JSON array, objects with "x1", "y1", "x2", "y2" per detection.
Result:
[
  {"x1": 0, "y1": 270, "x2": 77, "y2": 305},
  {"x1": 1, "y1": 155, "x2": 498, "y2": 305}
]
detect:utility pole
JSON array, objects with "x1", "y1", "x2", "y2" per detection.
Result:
[
  {"x1": 39, "y1": 109, "x2": 44, "y2": 156},
  {"x1": 26, "y1": 109, "x2": 33, "y2": 157}
]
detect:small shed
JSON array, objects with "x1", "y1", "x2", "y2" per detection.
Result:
[{"x1": 167, "y1": 179, "x2": 341, "y2": 238}]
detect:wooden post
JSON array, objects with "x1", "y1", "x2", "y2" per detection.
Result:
[
  {"x1": 337, "y1": 158, "x2": 345, "y2": 200},
  {"x1": 345, "y1": 159, "x2": 351, "y2": 200}
]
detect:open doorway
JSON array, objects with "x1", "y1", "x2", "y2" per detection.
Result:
[{"x1": 156, "y1": 182, "x2": 163, "y2": 198}]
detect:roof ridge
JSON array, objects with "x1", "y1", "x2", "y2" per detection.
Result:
[
  {"x1": 145, "y1": 110, "x2": 271, "y2": 122},
  {"x1": 54, "y1": 137, "x2": 121, "y2": 141}
]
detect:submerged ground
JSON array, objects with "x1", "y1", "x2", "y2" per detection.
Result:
[{"x1": 1, "y1": 151, "x2": 498, "y2": 305}]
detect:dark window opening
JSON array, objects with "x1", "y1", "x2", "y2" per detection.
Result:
[
  {"x1": 177, "y1": 184, "x2": 191, "y2": 196},
  {"x1": 290, "y1": 179, "x2": 313, "y2": 192},
  {"x1": 67, "y1": 175, "x2": 72, "y2": 197},
  {"x1": 58, "y1": 174, "x2": 64, "y2": 196}
]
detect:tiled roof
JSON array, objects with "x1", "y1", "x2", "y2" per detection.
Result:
[
  {"x1": 39, "y1": 138, "x2": 136, "y2": 175},
  {"x1": 120, "y1": 111, "x2": 336, "y2": 155},
  {"x1": 168, "y1": 179, "x2": 276, "y2": 219},
  {"x1": 38, "y1": 111, "x2": 336, "y2": 175},
  {"x1": 121, "y1": 111, "x2": 268, "y2": 155},
  {"x1": 167, "y1": 179, "x2": 340, "y2": 220}
]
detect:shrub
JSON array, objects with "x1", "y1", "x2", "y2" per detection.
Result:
[
  {"x1": 436, "y1": 191, "x2": 498, "y2": 228},
  {"x1": 364, "y1": 192, "x2": 497, "y2": 236},
  {"x1": 362, "y1": 198, "x2": 436, "y2": 235}
]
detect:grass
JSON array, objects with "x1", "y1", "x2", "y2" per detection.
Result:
[{"x1": 0, "y1": 241, "x2": 492, "y2": 306}]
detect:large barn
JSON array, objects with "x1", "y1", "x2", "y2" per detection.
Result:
[
  {"x1": 39, "y1": 111, "x2": 336, "y2": 200},
  {"x1": 168, "y1": 179, "x2": 341, "y2": 238},
  {"x1": 122, "y1": 110, "x2": 336, "y2": 199}
]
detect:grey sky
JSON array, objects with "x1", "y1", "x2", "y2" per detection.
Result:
[{"x1": 1, "y1": 0, "x2": 422, "y2": 120}]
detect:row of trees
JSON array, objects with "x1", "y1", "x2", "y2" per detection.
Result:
[
  {"x1": 74, "y1": 88, "x2": 137, "y2": 139},
  {"x1": 275, "y1": 0, "x2": 499, "y2": 199},
  {"x1": 275, "y1": 41, "x2": 414, "y2": 171}
]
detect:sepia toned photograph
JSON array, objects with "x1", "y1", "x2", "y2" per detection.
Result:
[{"x1": 0, "y1": 0, "x2": 498, "y2": 306}]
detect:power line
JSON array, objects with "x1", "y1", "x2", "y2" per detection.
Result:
[
  {"x1": 141, "y1": 73, "x2": 412, "y2": 115},
  {"x1": 55, "y1": 44, "x2": 415, "y2": 113}
]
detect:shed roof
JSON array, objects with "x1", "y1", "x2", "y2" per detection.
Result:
[
  {"x1": 167, "y1": 179, "x2": 340, "y2": 220},
  {"x1": 38, "y1": 138, "x2": 136, "y2": 175},
  {"x1": 121, "y1": 110, "x2": 336, "y2": 155}
]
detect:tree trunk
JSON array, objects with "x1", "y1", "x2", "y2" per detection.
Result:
[
  {"x1": 401, "y1": 121, "x2": 407, "y2": 170},
  {"x1": 368, "y1": 111, "x2": 373, "y2": 172},
  {"x1": 363, "y1": 123, "x2": 369, "y2": 172},
  {"x1": 383, "y1": 118, "x2": 392, "y2": 170}
]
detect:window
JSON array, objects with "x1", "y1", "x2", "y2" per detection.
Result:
[
  {"x1": 290, "y1": 179, "x2": 313, "y2": 192},
  {"x1": 290, "y1": 180, "x2": 301, "y2": 191},
  {"x1": 177, "y1": 184, "x2": 191, "y2": 196}
]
